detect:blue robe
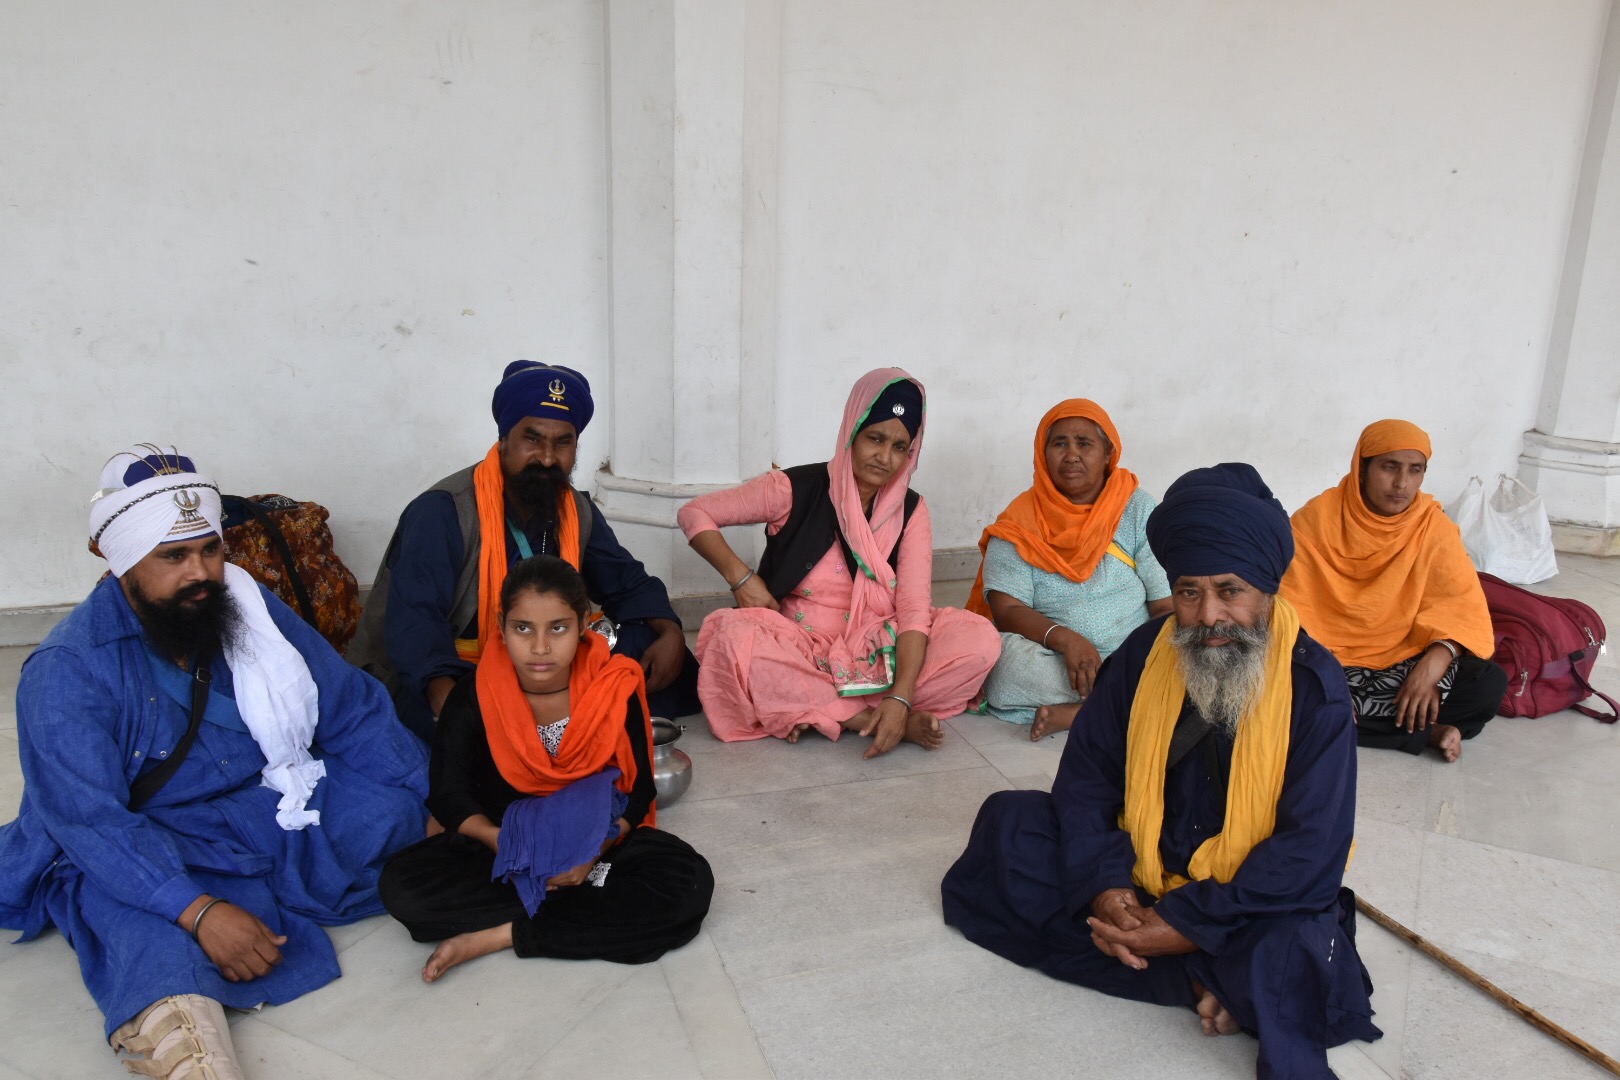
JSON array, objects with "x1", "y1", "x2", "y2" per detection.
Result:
[
  {"x1": 382, "y1": 486, "x2": 697, "y2": 733},
  {"x1": 942, "y1": 615, "x2": 1380, "y2": 1080},
  {"x1": 0, "y1": 576, "x2": 430, "y2": 1037}
]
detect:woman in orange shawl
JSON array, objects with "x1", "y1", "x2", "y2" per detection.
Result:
[
  {"x1": 1282, "y1": 420, "x2": 1505, "y2": 761},
  {"x1": 379, "y1": 556, "x2": 713, "y2": 980},
  {"x1": 972, "y1": 400, "x2": 1173, "y2": 740}
]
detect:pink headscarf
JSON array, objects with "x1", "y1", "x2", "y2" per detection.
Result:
[{"x1": 827, "y1": 368, "x2": 926, "y2": 646}]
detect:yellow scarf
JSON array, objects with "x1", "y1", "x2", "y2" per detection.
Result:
[{"x1": 1121, "y1": 597, "x2": 1300, "y2": 898}]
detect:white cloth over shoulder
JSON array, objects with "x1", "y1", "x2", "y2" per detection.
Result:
[
  {"x1": 222, "y1": 563, "x2": 327, "y2": 829},
  {"x1": 87, "y1": 443, "x2": 326, "y2": 829}
]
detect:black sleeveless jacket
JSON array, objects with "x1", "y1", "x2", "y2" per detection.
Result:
[{"x1": 756, "y1": 463, "x2": 920, "y2": 601}]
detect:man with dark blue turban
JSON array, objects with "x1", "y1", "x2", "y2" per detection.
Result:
[
  {"x1": 942, "y1": 463, "x2": 1380, "y2": 1079},
  {"x1": 351, "y1": 362, "x2": 698, "y2": 738}
]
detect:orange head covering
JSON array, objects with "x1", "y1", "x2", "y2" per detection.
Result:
[
  {"x1": 476, "y1": 615, "x2": 654, "y2": 824},
  {"x1": 463, "y1": 443, "x2": 581, "y2": 662},
  {"x1": 968, "y1": 400, "x2": 1139, "y2": 617},
  {"x1": 1281, "y1": 419, "x2": 1493, "y2": 669}
]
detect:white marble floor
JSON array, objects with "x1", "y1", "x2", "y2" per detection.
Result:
[{"x1": 2, "y1": 558, "x2": 1618, "y2": 1079}]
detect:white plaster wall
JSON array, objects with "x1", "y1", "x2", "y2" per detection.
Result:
[
  {"x1": 4, "y1": 0, "x2": 1615, "y2": 612},
  {"x1": 0, "y1": 0, "x2": 609, "y2": 609},
  {"x1": 772, "y1": 0, "x2": 1611, "y2": 547}
]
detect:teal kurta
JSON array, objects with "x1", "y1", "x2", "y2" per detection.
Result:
[{"x1": 982, "y1": 488, "x2": 1171, "y2": 723}]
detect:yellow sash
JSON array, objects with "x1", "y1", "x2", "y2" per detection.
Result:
[
  {"x1": 1121, "y1": 597, "x2": 1300, "y2": 898},
  {"x1": 1106, "y1": 540, "x2": 1135, "y2": 570}
]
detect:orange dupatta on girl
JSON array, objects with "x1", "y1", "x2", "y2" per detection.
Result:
[
  {"x1": 476, "y1": 627, "x2": 655, "y2": 825},
  {"x1": 967, "y1": 399, "x2": 1140, "y2": 617},
  {"x1": 1281, "y1": 419, "x2": 1493, "y2": 669},
  {"x1": 460, "y1": 443, "x2": 582, "y2": 662}
]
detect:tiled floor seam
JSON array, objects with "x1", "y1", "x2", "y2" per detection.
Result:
[{"x1": 674, "y1": 759, "x2": 1006, "y2": 805}]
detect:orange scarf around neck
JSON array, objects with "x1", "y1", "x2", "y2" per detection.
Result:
[
  {"x1": 476, "y1": 628, "x2": 654, "y2": 824},
  {"x1": 470, "y1": 443, "x2": 581, "y2": 659}
]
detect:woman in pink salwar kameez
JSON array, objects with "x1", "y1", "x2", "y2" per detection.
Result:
[{"x1": 677, "y1": 369, "x2": 1000, "y2": 758}]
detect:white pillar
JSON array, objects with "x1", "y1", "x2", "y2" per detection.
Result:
[
  {"x1": 1522, "y1": 0, "x2": 1620, "y2": 555},
  {"x1": 596, "y1": 0, "x2": 782, "y2": 595}
]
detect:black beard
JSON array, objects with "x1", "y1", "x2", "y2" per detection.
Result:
[
  {"x1": 128, "y1": 577, "x2": 242, "y2": 662},
  {"x1": 507, "y1": 462, "x2": 570, "y2": 517}
]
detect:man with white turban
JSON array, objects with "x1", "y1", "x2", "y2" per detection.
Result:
[{"x1": 0, "y1": 445, "x2": 429, "y2": 1080}]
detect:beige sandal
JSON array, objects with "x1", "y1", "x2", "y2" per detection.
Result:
[{"x1": 111, "y1": 994, "x2": 246, "y2": 1080}]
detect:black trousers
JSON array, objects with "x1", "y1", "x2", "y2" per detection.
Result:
[
  {"x1": 1353, "y1": 653, "x2": 1508, "y2": 754},
  {"x1": 379, "y1": 827, "x2": 714, "y2": 964}
]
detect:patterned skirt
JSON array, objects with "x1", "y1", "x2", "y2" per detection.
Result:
[{"x1": 1343, "y1": 653, "x2": 1458, "y2": 719}]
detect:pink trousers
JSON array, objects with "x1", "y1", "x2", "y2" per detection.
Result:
[{"x1": 694, "y1": 606, "x2": 1000, "y2": 742}]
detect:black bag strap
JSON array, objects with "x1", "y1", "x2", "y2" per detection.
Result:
[
  {"x1": 128, "y1": 661, "x2": 212, "y2": 811},
  {"x1": 1570, "y1": 665, "x2": 1620, "y2": 723},
  {"x1": 232, "y1": 497, "x2": 318, "y2": 628}
]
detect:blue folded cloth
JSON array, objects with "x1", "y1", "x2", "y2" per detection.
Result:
[{"x1": 492, "y1": 769, "x2": 630, "y2": 916}]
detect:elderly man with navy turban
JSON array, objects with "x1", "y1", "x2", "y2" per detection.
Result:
[
  {"x1": 0, "y1": 444, "x2": 428, "y2": 1079},
  {"x1": 351, "y1": 362, "x2": 697, "y2": 739},
  {"x1": 942, "y1": 464, "x2": 1380, "y2": 1079}
]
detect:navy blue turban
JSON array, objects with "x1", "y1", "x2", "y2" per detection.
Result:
[
  {"x1": 858, "y1": 379, "x2": 923, "y2": 438},
  {"x1": 492, "y1": 361, "x2": 594, "y2": 437},
  {"x1": 1145, "y1": 462, "x2": 1294, "y2": 593}
]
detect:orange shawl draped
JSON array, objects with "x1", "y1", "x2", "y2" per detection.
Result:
[
  {"x1": 1281, "y1": 419, "x2": 1493, "y2": 669},
  {"x1": 476, "y1": 626, "x2": 654, "y2": 825},
  {"x1": 968, "y1": 400, "x2": 1139, "y2": 617},
  {"x1": 465, "y1": 443, "x2": 581, "y2": 661}
]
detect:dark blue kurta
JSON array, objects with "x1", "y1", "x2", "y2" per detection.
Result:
[
  {"x1": 0, "y1": 576, "x2": 430, "y2": 1037},
  {"x1": 942, "y1": 615, "x2": 1380, "y2": 1080},
  {"x1": 382, "y1": 486, "x2": 695, "y2": 732}
]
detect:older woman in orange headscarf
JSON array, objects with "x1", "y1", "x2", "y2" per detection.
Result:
[
  {"x1": 1282, "y1": 420, "x2": 1505, "y2": 762},
  {"x1": 970, "y1": 400, "x2": 1172, "y2": 740}
]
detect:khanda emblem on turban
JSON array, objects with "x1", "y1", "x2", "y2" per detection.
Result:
[
  {"x1": 548, "y1": 378, "x2": 567, "y2": 402},
  {"x1": 892, "y1": 404, "x2": 906, "y2": 416},
  {"x1": 173, "y1": 489, "x2": 204, "y2": 526}
]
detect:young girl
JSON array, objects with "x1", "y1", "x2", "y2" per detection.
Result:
[{"x1": 379, "y1": 556, "x2": 713, "y2": 981}]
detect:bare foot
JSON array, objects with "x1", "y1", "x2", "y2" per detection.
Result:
[
  {"x1": 839, "y1": 707, "x2": 877, "y2": 735},
  {"x1": 422, "y1": 923, "x2": 514, "y2": 983},
  {"x1": 425, "y1": 815, "x2": 445, "y2": 837},
  {"x1": 1195, "y1": 987, "x2": 1240, "y2": 1036},
  {"x1": 1428, "y1": 723, "x2": 1463, "y2": 762},
  {"x1": 786, "y1": 722, "x2": 812, "y2": 744},
  {"x1": 1031, "y1": 702, "x2": 1082, "y2": 741},
  {"x1": 902, "y1": 710, "x2": 944, "y2": 750}
]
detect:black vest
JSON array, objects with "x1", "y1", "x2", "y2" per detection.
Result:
[{"x1": 757, "y1": 463, "x2": 920, "y2": 601}]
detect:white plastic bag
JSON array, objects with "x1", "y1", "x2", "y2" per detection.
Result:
[{"x1": 1445, "y1": 474, "x2": 1558, "y2": 584}]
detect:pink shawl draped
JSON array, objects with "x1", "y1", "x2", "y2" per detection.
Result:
[{"x1": 824, "y1": 368, "x2": 927, "y2": 693}]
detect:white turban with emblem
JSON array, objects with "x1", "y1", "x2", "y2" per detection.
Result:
[
  {"x1": 88, "y1": 443, "x2": 223, "y2": 576},
  {"x1": 86, "y1": 443, "x2": 327, "y2": 830}
]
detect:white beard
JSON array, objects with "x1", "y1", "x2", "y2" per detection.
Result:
[{"x1": 1171, "y1": 616, "x2": 1271, "y2": 737}]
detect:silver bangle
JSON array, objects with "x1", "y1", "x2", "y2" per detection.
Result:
[
  {"x1": 1041, "y1": 623, "x2": 1062, "y2": 649},
  {"x1": 191, "y1": 897, "x2": 226, "y2": 937},
  {"x1": 1431, "y1": 639, "x2": 1460, "y2": 661},
  {"x1": 729, "y1": 569, "x2": 754, "y2": 591},
  {"x1": 885, "y1": 693, "x2": 914, "y2": 710}
]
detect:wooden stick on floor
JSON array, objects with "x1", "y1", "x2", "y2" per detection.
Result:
[{"x1": 1355, "y1": 895, "x2": 1620, "y2": 1076}]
